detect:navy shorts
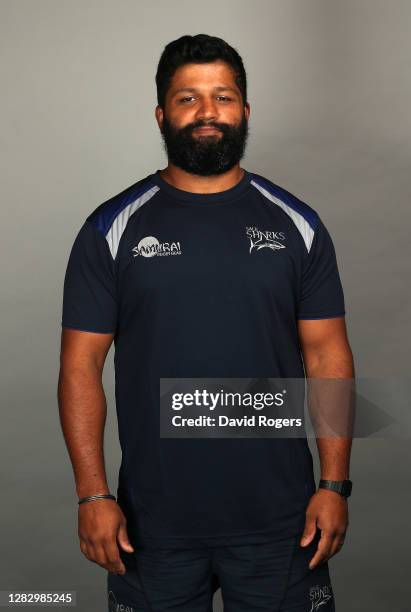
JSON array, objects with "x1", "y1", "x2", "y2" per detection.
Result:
[{"x1": 107, "y1": 528, "x2": 335, "y2": 611}]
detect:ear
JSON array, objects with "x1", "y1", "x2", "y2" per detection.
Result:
[{"x1": 155, "y1": 105, "x2": 164, "y2": 131}]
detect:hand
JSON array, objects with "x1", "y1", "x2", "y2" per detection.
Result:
[
  {"x1": 300, "y1": 488, "x2": 349, "y2": 570},
  {"x1": 78, "y1": 499, "x2": 134, "y2": 575}
]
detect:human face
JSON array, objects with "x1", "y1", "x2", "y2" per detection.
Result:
[{"x1": 156, "y1": 61, "x2": 250, "y2": 176}]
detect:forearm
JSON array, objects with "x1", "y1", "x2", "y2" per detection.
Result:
[
  {"x1": 315, "y1": 437, "x2": 351, "y2": 480},
  {"x1": 304, "y1": 346, "x2": 355, "y2": 481},
  {"x1": 58, "y1": 365, "x2": 110, "y2": 498}
]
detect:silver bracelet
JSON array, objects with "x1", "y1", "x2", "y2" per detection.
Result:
[{"x1": 78, "y1": 493, "x2": 116, "y2": 505}]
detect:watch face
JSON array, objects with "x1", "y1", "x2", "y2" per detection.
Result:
[{"x1": 342, "y1": 480, "x2": 352, "y2": 496}]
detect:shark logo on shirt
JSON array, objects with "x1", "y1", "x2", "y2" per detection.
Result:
[
  {"x1": 246, "y1": 226, "x2": 286, "y2": 254},
  {"x1": 309, "y1": 584, "x2": 333, "y2": 610}
]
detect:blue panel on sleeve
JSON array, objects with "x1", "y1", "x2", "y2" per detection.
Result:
[{"x1": 86, "y1": 176, "x2": 156, "y2": 237}]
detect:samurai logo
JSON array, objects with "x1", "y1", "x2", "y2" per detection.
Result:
[
  {"x1": 108, "y1": 589, "x2": 135, "y2": 612},
  {"x1": 246, "y1": 226, "x2": 286, "y2": 254},
  {"x1": 309, "y1": 584, "x2": 333, "y2": 610},
  {"x1": 132, "y1": 235, "x2": 182, "y2": 257}
]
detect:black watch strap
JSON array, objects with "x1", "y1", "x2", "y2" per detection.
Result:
[{"x1": 319, "y1": 479, "x2": 352, "y2": 498}]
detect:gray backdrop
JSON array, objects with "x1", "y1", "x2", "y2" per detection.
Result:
[{"x1": 1, "y1": 0, "x2": 410, "y2": 610}]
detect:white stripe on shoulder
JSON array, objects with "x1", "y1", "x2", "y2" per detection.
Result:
[
  {"x1": 105, "y1": 185, "x2": 160, "y2": 259},
  {"x1": 251, "y1": 180, "x2": 315, "y2": 252}
]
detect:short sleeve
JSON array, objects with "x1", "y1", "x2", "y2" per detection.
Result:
[
  {"x1": 61, "y1": 220, "x2": 118, "y2": 333},
  {"x1": 297, "y1": 216, "x2": 346, "y2": 319}
]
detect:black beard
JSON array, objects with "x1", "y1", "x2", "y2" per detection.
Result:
[{"x1": 159, "y1": 112, "x2": 249, "y2": 176}]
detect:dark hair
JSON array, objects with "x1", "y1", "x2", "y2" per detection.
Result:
[{"x1": 155, "y1": 34, "x2": 247, "y2": 108}]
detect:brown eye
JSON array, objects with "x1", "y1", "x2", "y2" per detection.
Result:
[{"x1": 180, "y1": 96, "x2": 195, "y2": 103}]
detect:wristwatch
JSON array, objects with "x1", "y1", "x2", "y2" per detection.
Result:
[{"x1": 319, "y1": 479, "x2": 352, "y2": 498}]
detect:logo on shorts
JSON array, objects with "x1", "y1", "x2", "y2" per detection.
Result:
[
  {"x1": 132, "y1": 236, "x2": 182, "y2": 257},
  {"x1": 246, "y1": 226, "x2": 286, "y2": 254},
  {"x1": 108, "y1": 590, "x2": 135, "y2": 612},
  {"x1": 309, "y1": 584, "x2": 333, "y2": 610}
]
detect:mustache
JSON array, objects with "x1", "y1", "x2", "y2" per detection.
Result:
[{"x1": 183, "y1": 121, "x2": 231, "y2": 134}]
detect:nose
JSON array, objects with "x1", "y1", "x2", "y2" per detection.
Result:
[{"x1": 195, "y1": 97, "x2": 218, "y2": 124}]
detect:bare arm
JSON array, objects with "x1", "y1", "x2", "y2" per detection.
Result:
[
  {"x1": 58, "y1": 328, "x2": 133, "y2": 574},
  {"x1": 298, "y1": 316, "x2": 355, "y2": 480},
  {"x1": 297, "y1": 316, "x2": 354, "y2": 568},
  {"x1": 58, "y1": 328, "x2": 114, "y2": 498}
]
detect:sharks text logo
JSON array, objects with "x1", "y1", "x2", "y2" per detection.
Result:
[
  {"x1": 132, "y1": 235, "x2": 182, "y2": 257},
  {"x1": 309, "y1": 584, "x2": 333, "y2": 611},
  {"x1": 246, "y1": 226, "x2": 286, "y2": 254}
]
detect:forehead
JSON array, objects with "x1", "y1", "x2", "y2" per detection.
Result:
[{"x1": 168, "y1": 61, "x2": 239, "y2": 95}]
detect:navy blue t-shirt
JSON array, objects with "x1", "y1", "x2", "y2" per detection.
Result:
[{"x1": 61, "y1": 168, "x2": 345, "y2": 548}]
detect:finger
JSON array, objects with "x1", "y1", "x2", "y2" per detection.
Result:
[
  {"x1": 80, "y1": 540, "x2": 97, "y2": 563},
  {"x1": 308, "y1": 532, "x2": 333, "y2": 569},
  {"x1": 117, "y1": 523, "x2": 134, "y2": 553},
  {"x1": 329, "y1": 532, "x2": 346, "y2": 557},
  {"x1": 104, "y1": 540, "x2": 127, "y2": 575},
  {"x1": 79, "y1": 540, "x2": 91, "y2": 560},
  {"x1": 300, "y1": 517, "x2": 317, "y2": 546},
  {"x1": 88, "y1": 541, "x2": 110, "y2": 569}
]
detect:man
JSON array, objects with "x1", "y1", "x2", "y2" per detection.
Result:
[{"x1": 58, "y1": 34, "x2": 354, "y2": 611}]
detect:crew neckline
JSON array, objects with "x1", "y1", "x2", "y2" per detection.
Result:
[{"x1": 150, "y1": 168, "x2": 253, "y2": 206}]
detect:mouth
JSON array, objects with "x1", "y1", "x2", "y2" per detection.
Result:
[{"x1": 193, "y1": 126, "x2": 221, "y2": 134}]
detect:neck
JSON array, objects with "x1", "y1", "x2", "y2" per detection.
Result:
[{"x1": 159, "y1": 164, "x2": 245, "y2": 194}]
